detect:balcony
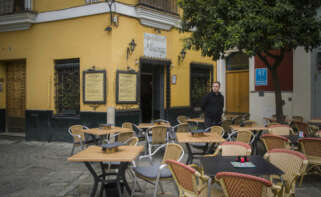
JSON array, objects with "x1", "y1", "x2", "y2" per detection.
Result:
[
  {"x1": 138, "y1": 0, "x2": 178, "y2": 15},
  {"x1": 0, "y1": 0, "x2": 36, "y2": 32}
]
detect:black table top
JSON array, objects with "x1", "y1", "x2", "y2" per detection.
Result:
[{"x1": 200, "y1": 156, "x2": 284, "y2": 177}]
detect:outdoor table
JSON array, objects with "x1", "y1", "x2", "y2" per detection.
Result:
[
  {"x1": 83, "y1": 127, "x2": 132, "y2": 144},
  {"x1": 68, "y1": 145, "x2": 143, "y2": 197},
  {"x1": 176, "y1": 132, "x2": 225, "y2": 164},
  {"x1": 308, "y1": 118, "x2": 321, "y2": 128},
  {"x1": 136, "y1": 123, "x2": 171, "y2": 129},
  {"x1": 186, "y1": 118, "x2": 205, "y2": 123},
  {"x1": 230, "y1": 125, "x2": 269, "y2": 155},
  {"x1": 200, "y1": 156, "x2": 284, "y2": 177}
]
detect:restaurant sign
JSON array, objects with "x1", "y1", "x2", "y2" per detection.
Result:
[{"x1": 144, "y1": 33, "x2": 167, "y2": 58}]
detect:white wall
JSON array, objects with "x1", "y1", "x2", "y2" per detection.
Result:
[{"x1": 292, "y1": 47, "x2": 312, "y2": 121}]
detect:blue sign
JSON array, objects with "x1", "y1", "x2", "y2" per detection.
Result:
[{"x1": 255, "y1": 68, "x2": 268, "y2": 86}]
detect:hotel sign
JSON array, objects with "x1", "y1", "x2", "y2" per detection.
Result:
[{"x1": 144, "y1": 33, "x2": 167, "y2": 58}]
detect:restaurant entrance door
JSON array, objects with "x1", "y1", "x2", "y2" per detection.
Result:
[{"x1": 140, "y1": 64, "x2": 165, "y2": 122}]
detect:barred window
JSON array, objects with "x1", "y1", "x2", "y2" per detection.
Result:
[
  {"x1": 54, "y1": 59, "x2": 80, "y2": 115},
  {"x1": 190, "y1": 64, "x2": 213, "y2": 108},
  {"x1": 0, "y1": 0, "x2": 25, "y2": 15}
]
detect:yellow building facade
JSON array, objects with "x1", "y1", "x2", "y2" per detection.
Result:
[{"x1": 0, "y1": 0, "x2": 216, "y2": 141}]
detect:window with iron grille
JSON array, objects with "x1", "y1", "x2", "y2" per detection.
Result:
[
  {"x1": 0, "y1": 0, "x2": 26, "y2": 15},
  {"x1": 54, "y1": 59, "x2": 80, "y2": 115},
  {"x1": 190, "y1": 63, "x2": 213, "y2": 108}
]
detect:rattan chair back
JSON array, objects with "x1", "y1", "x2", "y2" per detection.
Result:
[
  {"x1": 264, "y1": 149, "x2": 308, "y2": 192},
  {"x1": 176, "y1": 123, "x2": 190, "y2": 133},
  {"x1": 261, "y1": 134, "x2": 290, "y2": 152},
  {"x1": 269, "y1": 124, "x2": 293, "y2": 135},
  {"x1": 299, "y1": 138, "x2": 321, "y2": 158},
  {"x1": 292, "y1": 116, "x2": 304, "y2": 122},
  {"x1": 151, "y1": 125, "x2": 168, "y2": 144},
  {"x1": 162, "y1": 143, "x2": 184, "y2": 163},
  {"x1": 216, "y1": 172, "x2": 272, "y2": 197},
  {"x1": 236, "y1": 130, "x2": 254, "y2": 144},
  {"x1": 122, "y1": 122, "x2": 134, "y2": 130},
  {"x1": 221, "y1": 119, "x2": 233, "y2": 134},
  {"x1": 177, "y1": 115, "x2": 189, "y2": 124},
  {"x1": 233, "y1": 115, "x2": 243, "y2": 125},
  {"x1": 292, "y1": 121, "x2": 311, "y2": 136},
  {"x1": 165, "y1": 160, "x2": 200, "y2": 196},
  {"x1": 220, "y1": 141, "x2": 251, "y2": 156},
  {"x1": 68, "y1": 125, "x2": 85, "y2": 143},
  {"x1": 210, "y1": 126, "x2": 224, "y2": 136},
  {"x1": 124, "y1": 136, "x2": 139, "y2": 146},
  {"x1": 315, "y1": 130, "x2": 321, "y2": 137}
]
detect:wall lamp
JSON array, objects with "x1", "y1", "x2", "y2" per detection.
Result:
[
  {"x1": 178, "y1": 49, "x2": 186, "y2": 63},
  {"x1": 104, "y1": 0, "x2": 115, "y2": 32},
  {"x1": 126, "y1": 39, "x2": 136, "y2": 60}
]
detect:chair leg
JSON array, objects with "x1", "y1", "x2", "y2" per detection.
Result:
[
  {"x1": 70, "y1": 144, "x2": 75, "y2": 156},
  {"x1": 299, "y1": 174, "x2": 305, "y2": 187},
  {"x1": 148, "y1": 144, "x2": 152, "y2": 163},
  {"x1": 159, "y1": 182, "x2": 165, "y2": 194},
  {"x1": 153, "y1": 178, "x2": 159, "y2": 197},
  {"x1": 131, "y1": 174, "x2": 137, "y2": 197}
]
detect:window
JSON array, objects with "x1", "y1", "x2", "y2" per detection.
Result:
[
  {"x1": 0, "y1": 0, "x2": 27, "y2": 15},
  {"x1": 226, "y1": 52, "x2": 249, "y2": 71},
  {"x1": 190, "y1": 63, "x2": 213, "y2": 108},
  {"x1": 54, "y1": 59, "x2": 80, "y2": 115}
]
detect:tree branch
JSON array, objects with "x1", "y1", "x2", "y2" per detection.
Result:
[
  {"x1": 257, "y1": 52, "x2": 272, "y2": 70},
  {"x1": 264, "y1": 51, "x2": 279, "y2": 59}
]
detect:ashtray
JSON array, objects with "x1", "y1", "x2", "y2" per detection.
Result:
[
  {"x1": 102, "y1": 142, "x2": 124, "y2": 153},
  {"x1": 190, "y1": 129, "x2": 206, "y2": 137},
  {"x1": 100, "y1": 123, "x2": 112, "y2": 130}
]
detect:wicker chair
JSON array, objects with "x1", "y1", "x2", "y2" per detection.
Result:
[
  {"x1": 177, "y1": 115, "x2": 189, "y2": 124},
  {"x1": 315, "y1": 130, "x2": 321, "y2": 137},
  {"x1": 298, "y1": 138, "x2": 321, "y2": 186},
  {"x1": 191, "y1": 126, "x2": 225, "y2": 153},
  {"x1": 132, "y1": 143, "x2": 184, "y2": 197},
  {"x1": 206, "y1": 141, "x2": 251, "y2": 157},
  {"x1": 216, "y1": 172, "x2": 279, "y2": 197},
  {"x1": 291, "y1": 121, "x2": 312, "y2": 136},
  {"x1": 236, "y1": 130, "x2": 255, "y2": 144},
  {"x1": 292, "y1": 116, "x2": 304, "y2": 122},
  {"x1": 221, "y1": 119, "x2": 233, "y2": 136},
  {"x1": 144, "y1": 125, "x2": 169, "y2": 161},
  {"x1": 170, "y1": 123, "x2": 190, "y2": 141},
  {"x1": 268, "y1": 124, "x2": 294, "y2": 136},
  {"x1": 232, "y1": 115, "x2": 243, "y2": 125},
  {"x1": 261, "y1": 134, "x2": 291, "y2": 152},
  {"x1": 264, "y1": 149, "x2": 308, "y2": 197},
  {"x1": 68, "y1": 125, "x2": 89, "y2": 156},
  {"x1": 166, "y1": 160, "x2": 224, "y2": 197}
]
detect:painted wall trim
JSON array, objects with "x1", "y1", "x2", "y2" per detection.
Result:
[{"x1": 0, "y1": 2, "x2": 180, "y2": 32}]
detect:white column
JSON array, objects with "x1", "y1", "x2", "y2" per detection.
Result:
[{"x1": 217, "y1": 58, "x2": 226, "y2": 111}]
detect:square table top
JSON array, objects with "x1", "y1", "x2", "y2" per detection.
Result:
[
  {"x1": 82, "y1": 127, "x2": 132, "y2": 136},
  {"x1": 200, "y1": 156, "x2": 283, "y2": 177},
  {"x1": 186, "y1": 118, "x2": 205, "y2": 123},
  {"x1": 137, "y1": 123, "x2": 171, "y2": 129},
  {"x1": 176, "y1": 132, "x2": 225, "y2": 143},
  {"x1": 68, "y1": 145, "x2": 144, "y2": 162},
  {"x1": 308, "y1": 119, "x2": 321, "y2": 124},
  {"x1": 230, "y1": 125, "x2": 268, "y2": 132}
]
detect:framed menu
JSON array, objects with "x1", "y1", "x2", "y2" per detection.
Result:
[
  {"x1": 83, "y1": 70, "x2": 106, "y2": 104},
  {"x1": 116, "y1": 70, "x2": 139, "y2": 104}
]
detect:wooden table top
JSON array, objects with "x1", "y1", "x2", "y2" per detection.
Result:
[
  {"x1": 186, "y1": 118, "x2": 205, "y2": 123},
  {"x1": 83, "y1": 127, "x2": 132, "y2": 136},
  {"x1": 230, "y1": 125, "x2": 268, "y2": 131},
  {"x1": 176, "y1": 132, "x2": 225, "y2": 143},
  {"x1": 68, "y1": 145, "x2": 144, "y2": 162},
  {"x1": 137, "y1": 123, "x2": 171, "y2": 129},
  {"x1": 308, "y1": 119, "x2": 321, "y2": 124}
]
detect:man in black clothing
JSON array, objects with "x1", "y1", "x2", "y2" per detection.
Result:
[{"x1": 201, "y1": 81, "x2": 224, "y2": 128}]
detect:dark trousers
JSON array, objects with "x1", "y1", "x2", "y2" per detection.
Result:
[{"x1": 205, "y1": 115, "x2": 222, "y2": 128}]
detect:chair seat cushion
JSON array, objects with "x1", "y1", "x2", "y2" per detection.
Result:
[{"x1": 133, "y1": 164, "x2": 172, "y2": 179}]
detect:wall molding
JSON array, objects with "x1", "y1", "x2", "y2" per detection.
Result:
[{"x1": 0, "y1": 2, "x2": 181, "y2": 32}]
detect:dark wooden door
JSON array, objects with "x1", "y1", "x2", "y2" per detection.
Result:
[{"x1": 6, "y1": 61, "x2": 26, "y2": 132}]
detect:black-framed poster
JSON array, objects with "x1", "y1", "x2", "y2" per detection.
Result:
[
  {"x1": 83, "y1": 70, "x2": 106, "y2": 104},
  {"x1": 116, "y1": 70, "x2": 139, "y2": 104}
]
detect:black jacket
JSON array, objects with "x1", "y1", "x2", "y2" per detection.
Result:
[{"x1": 201, "y1": 92, "x2": 224, "y2": 118}]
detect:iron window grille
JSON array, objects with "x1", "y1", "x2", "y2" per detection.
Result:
[
  {"x1": 0, "y1": 0, "x2": 27, "y2": 16},
  {"x1": 54, "y1": 59, "x2": 80, "y2": 116}
]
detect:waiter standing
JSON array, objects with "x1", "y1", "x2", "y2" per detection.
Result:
[{"x1": 201, "y1": 81, "x2": 224, "y2": 128}]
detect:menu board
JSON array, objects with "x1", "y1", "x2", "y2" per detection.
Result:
[
  {"x1": 116, "y1": 71, "x2": 138, "y2": 104},
  {"x1": 83, "y1": 70, "x2": 106, "y2": 104}
]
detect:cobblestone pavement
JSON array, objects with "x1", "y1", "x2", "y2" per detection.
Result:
[{"x1": 0, "y1": 135, "x2": 320, "y2": 197}]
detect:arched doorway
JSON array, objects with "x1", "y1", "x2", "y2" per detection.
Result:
[{"x1": 225, "y1": 52, "x2": 249, "y2": 113}]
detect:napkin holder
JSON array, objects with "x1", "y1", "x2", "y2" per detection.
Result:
[{"x1": 102, "y1": 142, "x2": 123, "y2": 153}]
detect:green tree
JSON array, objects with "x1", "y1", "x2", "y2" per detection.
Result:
[{"x1": 178, "y1": 0, "x2": 321, "y2": 122}]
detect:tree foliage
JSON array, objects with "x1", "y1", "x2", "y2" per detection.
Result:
[{"x1": 178, "y1": 0, "x2": 321, "y2": 122}]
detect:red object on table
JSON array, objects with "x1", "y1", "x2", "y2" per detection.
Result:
[{"x1": 240, "y1": 157, "x2": 245, "y2": 163}]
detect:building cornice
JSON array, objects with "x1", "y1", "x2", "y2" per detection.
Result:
[{"x1": 0, "y1": 2, "x2": 181, "y2": 32}]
